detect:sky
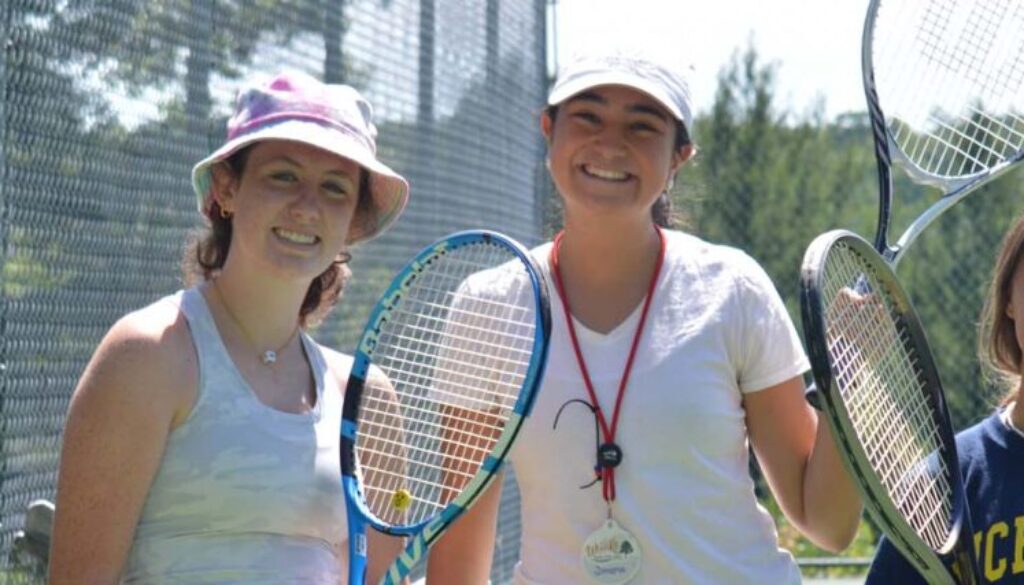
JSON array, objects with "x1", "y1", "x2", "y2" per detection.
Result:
[{"x1": 552, "y1": 0, "x2": 869, "y2": 121}]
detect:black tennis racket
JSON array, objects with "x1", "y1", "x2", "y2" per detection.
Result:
[
  {"x1": 798, "y1": 2, "x2": 1024, "y2": 580},
  {"x1": 864, "y1": 0, "x2": 1024, "y2": 266},
  {"x1": 801, "y1": 230, "x2": 979, "y2": 584},
  {"x1": 341, "y1": 230, "x2": 551, "y2": 584}
]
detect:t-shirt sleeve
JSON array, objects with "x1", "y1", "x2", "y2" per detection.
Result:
[
  {"x1": 732, "y1": 254, "x2": 810, "y2": 394},
  {"x1": 430, "y1": 264, "x2": 537, "y2": 412},
  {"x1": 865, "y1": 536, "x2": 929, "y2": 585}
]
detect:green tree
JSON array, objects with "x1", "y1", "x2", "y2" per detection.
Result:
[{"x1": 686, "y1": 45, "x2": 877, "y2": 306}]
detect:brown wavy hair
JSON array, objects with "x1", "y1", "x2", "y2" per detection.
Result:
[
  {"x1": 978, "y1": 214, "x2": 1024, "y2": 404},
  {"x1": 543, "y1": 104, "x2": 694, "y2": 230},
  {"x1": 182, "y1": 145, "x2": 374, "y2": 326}
]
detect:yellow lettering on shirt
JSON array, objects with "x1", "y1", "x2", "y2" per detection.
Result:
[
  {"x1": 1014, "y1": 516, "x2": 1024, "y2": 575},
  {"x1": 986, "y1": 522, "x2": 1009, "y2": 580}
]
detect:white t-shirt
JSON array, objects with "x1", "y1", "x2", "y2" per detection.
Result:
[{"x1": 509, "y1": 230, "x2": 809, "y2": 585}]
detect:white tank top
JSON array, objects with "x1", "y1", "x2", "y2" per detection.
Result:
[{"x1": 120, "y1": 288, "x2": 348, "y2": 584}]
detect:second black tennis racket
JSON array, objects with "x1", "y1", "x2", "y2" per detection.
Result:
[{"x1": 801, "y1": 230, "x2": 979, "y2": 584}]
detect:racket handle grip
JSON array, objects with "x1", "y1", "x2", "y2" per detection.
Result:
[{"x1": 804, "y1": 382, "x2": 822, "y2": 411}]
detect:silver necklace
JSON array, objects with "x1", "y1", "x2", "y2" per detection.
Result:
[{"x1": 211, "y1": 281, "x2": 299, "y2": 366}]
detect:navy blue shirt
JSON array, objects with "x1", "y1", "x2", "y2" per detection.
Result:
[{"x1": 866, "y1": 410, "x2": 1024, "y2": 584}]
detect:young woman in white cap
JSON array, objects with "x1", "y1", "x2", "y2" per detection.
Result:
[
  {"x1": 50, "y1": 71, "x2": 408, "y2": 584},
  {"x1": 427, "y1": 48, "x2": 862, "y2": 584}
]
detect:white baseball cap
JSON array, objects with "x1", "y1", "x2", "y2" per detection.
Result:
[{"x1": 548, "y1": 47, "x2": 696, "y2": 133}]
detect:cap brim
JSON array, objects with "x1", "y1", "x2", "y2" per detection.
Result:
[{"x1": 191, "y1": 119, "x2": 409, "y2": 244}]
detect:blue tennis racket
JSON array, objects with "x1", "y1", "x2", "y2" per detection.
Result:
[{"x1": 341, "y1": 230, "x2": 550, "y2": 584}]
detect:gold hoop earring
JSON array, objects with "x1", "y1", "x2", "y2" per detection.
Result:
[
  {"x1": 336, "y1": 251, "x2": 353, "y2": 265},
  {"x1": 219, "y1": 206, "x2": 232, "y2": 220}
]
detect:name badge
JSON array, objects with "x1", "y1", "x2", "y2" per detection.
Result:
[{"x1": 580, "y1": 518, "x2": 642, "y2": 584}]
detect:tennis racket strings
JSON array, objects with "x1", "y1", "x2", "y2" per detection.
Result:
[
  {"x1": 355, "y1": 243, "x2": 538, "y2": 529},
  {"x1": 872, "y1": 0, "x2": 1024, "y2": 184},
  {"x1": 820, "y1": 241, "x2": 953, "y2": 551}
]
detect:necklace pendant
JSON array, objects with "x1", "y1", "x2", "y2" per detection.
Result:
[{"x1": 261, "y1": 350, "x2": 277, "y2": 365}]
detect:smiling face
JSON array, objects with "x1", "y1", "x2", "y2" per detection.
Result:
[
  {"x1": 212, "y1": 139, "x2": 363, "y2": 283},
  {"x1": 542, "y1": 84, "x2": 693, "y2": 224}
]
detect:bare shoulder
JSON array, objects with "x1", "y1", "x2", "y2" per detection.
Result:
[
  {"x1": 73, "y1": 297, "x2": 197, "y2": 426},
  {"x1": 108, "y1": 297, "x2": 189, "y2": 345},
  {"x1": 96, "y1": 298, "x2": 193, "y2": 377}
]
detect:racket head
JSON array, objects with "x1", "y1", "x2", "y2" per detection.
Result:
[
  {"x1": 866, "y1": 0, "x2": 1024, "y2": 188},
  {"x1": 862, "y1": 0, "x2": 1024, "y2": 260},
  {"x1": 800, "y1": 230, "x2": 979, "y2": 582},
  {"x1": 340, "y1": 230, "x2": 550, "y2": 538}
]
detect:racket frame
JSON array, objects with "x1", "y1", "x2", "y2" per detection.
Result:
[
  {"x1": 340, "y1": 230, "x2": 551, "y2": 584},
  {"x1": 800, "y1": 230, "x2": 979, "y2": 584},
  {"x1": 861, "y1": 0, "x2": 897, "y2": 260}
]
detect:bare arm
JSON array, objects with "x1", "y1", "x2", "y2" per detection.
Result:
[
  {"x1": 424, "y1": 403, "x2": 506, "y2": 585},
  {"x1": 744, "y1": 376, "x2": 862, "y2": 553},
  {"x1": 364, "y1": 530, "x2": 408, "y2": 584},
  {"x1": 425, "y1": 473, "x2": 503, "y2": 584},
  {"x1": 49, "y1": 310, "x2": 192, "y2": 584}
]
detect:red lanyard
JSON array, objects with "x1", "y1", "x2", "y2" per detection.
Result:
[{"x1": 548, "y1": 226, "x2": 665, "y2": 504}]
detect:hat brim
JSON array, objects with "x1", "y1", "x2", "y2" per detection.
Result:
[
  {"x1": 547, "y1": 71, "x2": 690, "y2": 130},
  {"x1": 191, "y1": 119, "x2": 409, "y2": 244}
]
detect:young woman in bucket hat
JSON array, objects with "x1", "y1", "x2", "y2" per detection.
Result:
[
  {"x1": 50, "y1": 71, "x2": 408, "y2": 584},
  {"x1": 427, "y1": 47, "x2": 862, "y2": 585}
]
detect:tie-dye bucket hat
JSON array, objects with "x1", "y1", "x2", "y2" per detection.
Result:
[{"x1": 191, "y1": 71, "x2": 409, "y2": 244}]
